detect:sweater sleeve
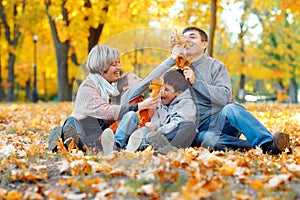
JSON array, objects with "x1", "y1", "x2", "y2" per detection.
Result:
[
  {"x1": 160, "y1": 100, "x2": 196, "y2": 134},
  {"x1": 72, "y1": 80, "x2": 122, "y2": 121}
]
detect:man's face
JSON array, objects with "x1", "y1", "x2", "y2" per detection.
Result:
[{"x1": 183, "y1": 30, "x2": 207, "y2": 58}]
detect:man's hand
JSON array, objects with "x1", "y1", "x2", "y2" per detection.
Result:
[
  {"x1": 171, "y1": 45, "x2": 184, "y2": 60},
  {"x1": 183, "y1": 66, "x2": 196, "y2": 85}
]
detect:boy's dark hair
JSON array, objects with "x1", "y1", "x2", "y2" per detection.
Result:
[
  {"x1": 183, "y1": 26, "x2": 208, "y2": 42},
  {"x1": 163, "y1": 69, "x2": 189, "y2": 93}
]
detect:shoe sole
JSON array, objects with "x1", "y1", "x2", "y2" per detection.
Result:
[
  {"x1": 146, "y1": 131, "x2": 177, "y2": 154},
  {"x1": 101, "y1": 128, "x2": 115, "y2": 156},
  {"x1": 274, "y1": 132, "x2": 290, "y2": 152},
  {"x1": 146, "y1": 131, "x2": 170, "y2": 149},
  {"x1": 126, "y1": 130, "x2": 143, "y2": 152},
  {"x1": 48, "y1": 126, "x2": 62, "y2": 152},
  {"x1": 63, "y1": 125, "x2": 80, "y2": 148}
]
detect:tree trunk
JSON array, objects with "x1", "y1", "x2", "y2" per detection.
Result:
[
  {"x1": 208, "y1": 0, "x2": 217, "y2": 57},
  {"x1": 289, "y1": 77, "x2": 298, "y2": 104},
  {"x1": 55, "y1": 41, "x2": 71, "y2": 101},
  {"x1": 46, "y1": 2, "x2": 72, "y2": 101},
  {"x1": 6, "y1": 53, "x2": 16, "y2": 101},
  {"x1": 25, "y1": 78, "x2": 31, "y2": 101},
  {"x1": 88, "y1": 24, "x2": 105, "y2": 53},
  {"x1": 237, "y1": 74, "x2": 246, "y2": 102},
  {"x1": 1, "y1": 2, "x2": 24, "y2": 101}
]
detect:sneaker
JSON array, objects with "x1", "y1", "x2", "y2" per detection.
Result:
[
  {"x1": 146, "y1": 131, "x2": 178, "y2": 155},
  {"x1": 264, "y1": 132, "x2": 290, "y2": 155},
  {"x1": 63, "y1": 124, "x2": 85, "y2": 151},
  {"x1": 126, "y1": 130, "x2": 143, "y2": 152},
  {"x1": 48, "y1": 126, "x2": 62, "y2": 152},
  {"x1": 101, "y1": 128, "x2": 115, "y2": 156}
]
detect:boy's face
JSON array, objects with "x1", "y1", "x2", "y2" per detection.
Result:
[{"x1": 160, "y1": 83, "x2": 179, "y2": 106}]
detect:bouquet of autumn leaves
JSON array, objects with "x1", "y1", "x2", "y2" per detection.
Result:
[{"x1": 169, "y1": 30, "x2": 192, "y2": 70}]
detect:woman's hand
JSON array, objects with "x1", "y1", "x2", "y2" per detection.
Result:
[
  {"x1": 145, "y1": 122, "x2": 155, "y2": 131},
  {"x1": 138, "y1": 97, "x2": 159, "y2": 111}
]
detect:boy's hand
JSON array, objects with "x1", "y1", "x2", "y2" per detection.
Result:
[
  {"x1": 183, "y1": 66, "x2": 196, "y2": 85},
  {"x1": 145, "y1": 122, "x2": 155, "y2": 131}
]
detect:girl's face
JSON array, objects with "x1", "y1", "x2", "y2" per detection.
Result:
[
  {"x1": 160, "y1": 83, "x2": 179, "y2": 106},
  {"x1": 126, "y1": 73, "x2": 142, "y2": 87},
  {"x1": 102, "y1": 58, "x2": 121, "y2": 83}
]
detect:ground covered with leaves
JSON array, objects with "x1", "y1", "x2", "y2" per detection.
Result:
[{"x1": 0, "y1": 102, "x2": 299, "y2": 200}]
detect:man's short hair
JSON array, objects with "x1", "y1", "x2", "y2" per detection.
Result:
[{"x1": 183, "y1": 26, "x2": 208, "y2": 42}]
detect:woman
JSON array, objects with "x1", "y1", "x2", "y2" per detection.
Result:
[{"x1": 49, "y1": 45, "x2": 158, "y2": 154}]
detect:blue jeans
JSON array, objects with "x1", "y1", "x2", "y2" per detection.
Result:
[
  {"x1": 193, "y1": 103, "x2": 273, "y2": 151},
  {"x1": 63, "y1": 116, "x2": 104, "y2": 151},
  {"x1": 114, "y1": 111, "x2": 139, "y2": 148}
]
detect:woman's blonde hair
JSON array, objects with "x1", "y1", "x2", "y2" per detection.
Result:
[{"x1": 86, "y1": 45, "x2": 120, "y2": 74}]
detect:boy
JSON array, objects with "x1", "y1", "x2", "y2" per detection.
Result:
[{"x1": 128, "y1": 69, "x2": 198, "y2": 155}]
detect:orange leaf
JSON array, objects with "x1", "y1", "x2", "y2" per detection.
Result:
[{"x1": 250, "y1": 180, "x2": 264, "y2": 190}]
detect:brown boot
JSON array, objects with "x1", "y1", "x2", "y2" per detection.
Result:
[
  {"x1": 264, "y1": 132, "x2": 290, "y2": 155},
  {"x1": 63, "y1": 124, "x2": 86, "y2": 152}
]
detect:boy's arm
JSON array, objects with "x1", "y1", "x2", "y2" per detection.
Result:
[{"x1": 158, "y1": 99, "x2": 196, "y2": 134}]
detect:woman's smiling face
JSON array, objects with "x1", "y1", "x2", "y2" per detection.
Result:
[{"x1": 102, "y1": 59, "x2": 121, "y2": 83}]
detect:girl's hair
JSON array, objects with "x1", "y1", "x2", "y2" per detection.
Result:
[
  {"x1": 86, "y1": 45, "x2": 120, "y2": 74},
  {"x1": 163, "y1": 69, "x2": 189, "y2": 93},
  {"x1": 117, "y1": 72, "x2": 142, "y2": 93}
]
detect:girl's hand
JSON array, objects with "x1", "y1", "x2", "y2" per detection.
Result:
[{"x1": 138, "y1": 97, "x2": 159, "y2": 111}]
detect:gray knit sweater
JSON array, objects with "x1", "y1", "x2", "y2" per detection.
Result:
[{"x1": 190, "y1": 56, "x2": 233, "y2": 128}]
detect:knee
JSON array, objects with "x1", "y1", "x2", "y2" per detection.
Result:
[
  {"x1": 200, "y1": 132, "x2": 224, "y2": 150},
  {"x1": 180, "y1": 120, "x2": 196, "y2": 128},
  {"x1": 124, "y1": 111, "x2": 138, "y2": 122},
  {"x1": 222, "y1": 103, "x2": 244, "y2": 116}
]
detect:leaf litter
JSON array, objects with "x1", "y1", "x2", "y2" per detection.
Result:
[{"x1": 0, "y1": 102, "x2": 299, "y2": 199}]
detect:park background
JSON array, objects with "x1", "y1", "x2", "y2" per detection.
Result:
[
  {"x1": 0, "y1": 0, "x2": 299, "y2": 103},
  {"x1": 1, "y1": 0, "x2": 300, "y2": 199}
]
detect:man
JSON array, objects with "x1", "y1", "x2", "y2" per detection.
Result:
[{"x1": 181, "y1": 26, "x2": 290, "y2": 155}]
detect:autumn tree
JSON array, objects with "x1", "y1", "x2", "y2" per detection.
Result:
[
  {"x1": 252, "y1": 0, "x2": 299, "y2": 103},
  {"x1": 234, "y1": 0, "x2": 255, "y2": 102},
  {"x1": 44, "y1": 0, "x2": 171, "y2": 101},
  {"x1": 279, "y1": 1, "x2": 300, "y2": 103},
  {"x1": 0, "y1": 20, "x2": 5, "y2": 100},
  {"x1": 0, "y1": 0, "x2": 26, "y2": 101},
  {"x1": 208, "y1": 0, "x2": 217, "y2": 57}
]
